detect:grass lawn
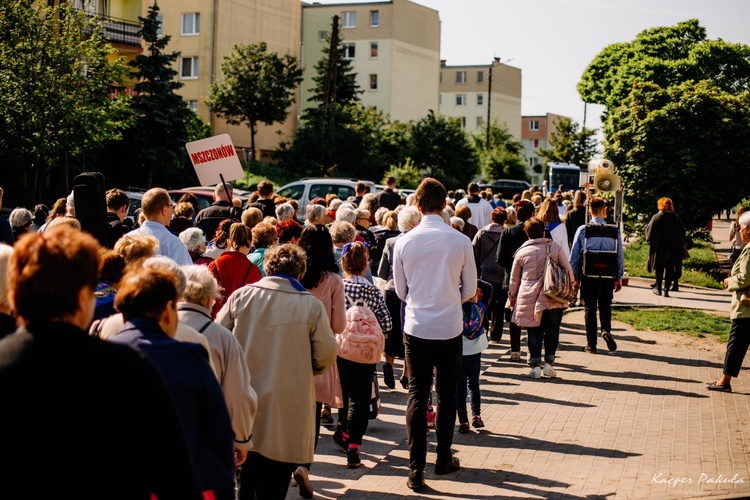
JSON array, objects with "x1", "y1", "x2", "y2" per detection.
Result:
[
  {"x1": 612, "y1": 306, "x2": 731, "y2": 343},
  {"x1": 624, "y1": 239, "x2": 722, "y2": 289}
]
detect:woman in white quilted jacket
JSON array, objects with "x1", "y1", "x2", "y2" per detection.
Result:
[{"x1": 508, "y1": 217, "x2": 574, "y2": 379}]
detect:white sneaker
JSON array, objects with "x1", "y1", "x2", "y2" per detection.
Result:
[
  {"x1": 543, "y1": 363, "x2": 557, "y2": 378},
  {"x1": 510, "y1": 351, "x2": 521, "y2": 362},
  {"x1": 529, "y1": 366, "x2": 542, "y2": 379}
]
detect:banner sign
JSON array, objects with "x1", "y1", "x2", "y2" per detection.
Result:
[{"x1": 185, "y1": 134, "x2": 244, "y2": 186}]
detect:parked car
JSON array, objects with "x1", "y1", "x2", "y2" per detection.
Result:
[
  {"x1": 275, "y1": 178, "x2": 377, "y2": 219},
  {"x1": 124, "y1": 191, "x2": 144, "y2": 224},
  {"x1": 477, "y1": 179, "x2": 532, "y2": 198},
  {"x1": 167, "y1": 186, "x2": 251, "y2": 213}
]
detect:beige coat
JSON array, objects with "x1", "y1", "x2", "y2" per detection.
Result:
[
  {"x1": 509, "y1": 238, "x2": 573, "y2": 328},
  {"x1": 216, "y1": 276, "x2": 337, "y2": 464}
]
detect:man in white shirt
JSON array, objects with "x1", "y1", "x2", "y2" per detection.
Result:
[
  {"x1": 455, "y1": 182, "x2": 493, "y2": 229},
  {"x1": 129, "y1": 188, "x2": 192, "y2": 266},
  {"x1": 393, "y1": 178, "x2": 477, "y2": 490}
]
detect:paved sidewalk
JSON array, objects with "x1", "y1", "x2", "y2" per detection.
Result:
[{"x1": 287, "y1": 216, "x2": 749, "y2": 499}]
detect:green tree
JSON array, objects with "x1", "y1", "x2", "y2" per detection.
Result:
[
  {"x1": 383, "y1": 158, "x2": 423, "y2": 190},
  {"x1": 0, "y1": 1, "x2": 132, "y2": 203},
  {"x1": 308, "y1": 25, "x2": 362, "y2": 106},
  {"x1": 471, "y1": 120, "x2": 527, "y2": 182},
  {"x1": 410, "y1": 111, "x2": 478, "y2": 190},
  {"x1": 127, "y1": 2, "x2": 192, "y2": 187},
  {"x1": 606, "y1": 80, "x2": 750, "y2": 231},
  {"x1": 207, "y1": 42, "x2": 303, "y2": 161},
  {"x1": 537, "y1": 117, "x2": 599, "y2": 174},
  {"x1": 275, "y1": 103, "x2": 405, "y2": 181},
  {"x1": 578, "y1": 19, "x2": 750, "y2": 229}
]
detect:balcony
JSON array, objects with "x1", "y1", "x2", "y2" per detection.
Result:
[{"x1": 85, "y1": 13, "x2": 142, "y2": 48}]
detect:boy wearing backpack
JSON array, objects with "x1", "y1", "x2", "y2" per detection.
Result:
[{"x1": 457, "y1": 279, "x2": 493, "y2": 433}]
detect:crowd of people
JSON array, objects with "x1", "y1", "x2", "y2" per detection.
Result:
[{"x1": 0, "y1": 176, "x2": 747, "y2": 498}]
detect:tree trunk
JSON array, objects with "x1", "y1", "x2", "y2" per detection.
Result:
[{"x1": 249, "y1": 121, "x2": 256, "y2": 162}]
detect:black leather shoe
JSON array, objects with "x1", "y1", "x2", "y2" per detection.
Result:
[
  {"x1": 664, "y1": 291, "x2": 670, "y2": 298},
  {"x1": 407, "y1": 469, "x2": 425, "y2": 490},
  {"x1": 434, "y1": 455, "x2": 460, "y2": 475},
  {"x1": 671, "y1": 284, "x2": 679, "y2": 292},
  {"x1": 706, "y1": 381, "x2": 732, "y2": 393},
  {"x1": 382, "y1": 363, "x2": 395, "y2": 389}
]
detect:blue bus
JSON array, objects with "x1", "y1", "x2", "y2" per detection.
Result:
[{"x1": 548, "y1": 163, "x2": 582, "y2": 192}]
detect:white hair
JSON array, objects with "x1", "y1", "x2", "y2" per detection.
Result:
[
  {"x1": 406, "y1": 193, "x2": 417, "y2": 206},
  {"x1": 275, "y1": 202, "x2": 295, "y2": 221},
  {"x1": 180, "y1": 264, "x2": 221, "y2": 307},
  {"x1": 9, "y1": 208, "x2": 32, "y2": 228},
  {"x1": 306, "y1": 204, "x2": 327, "y2": 225},
  {"x1": 739, "y1": 210, "x2": 750, "y2": 228},
  {"x1": 335, "y1": 206, "x2": 357, "y2": 224},
  {"x1": 398, "y1": 205, "x2": 421, "y2": 233},
  {"x1": 178, "y1": 227, "x2": 207, "y2": 253},
  {"x1": 450, "y1": 216, "x2": 464, "y2": 229},
  {"x1": 329, "y1": 199, "x2": 343, "y2": 211}
]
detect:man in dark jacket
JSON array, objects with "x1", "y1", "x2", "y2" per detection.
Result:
[
  {"x1": 377, "y1": 176, "x2": 402, "y2": 210},
  {"x1": 495, "y1": 199, "x2": 535, "y2": 358},
  {"x1": 247, "y1": 180, "x2": 276, "y2": 219},
  {"x1": 194, "y1": 182, "x2": 242, "y2": 241},
  {"x1": 105, "y1": 188, "x2": 131, "y2": 249}
]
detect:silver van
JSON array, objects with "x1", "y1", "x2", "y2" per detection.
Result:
[{"x1": 276, "y1": 178, "x2": 377, "y2": 218}]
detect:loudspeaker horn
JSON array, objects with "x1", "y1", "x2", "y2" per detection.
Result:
[
  {"x1": 588, "y1": 158, "x2": 615, "y2": 176},
  {"x1": 594, "y1": 172, "x2": 620, "y2": 193}
]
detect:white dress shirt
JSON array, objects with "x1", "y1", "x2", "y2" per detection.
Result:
[
  {"x1": 393, "y1": 214, "x2": 477, "y2": 340},
  {"x1": 130, "y1": 220, "x2": 192, "y2": 266}
]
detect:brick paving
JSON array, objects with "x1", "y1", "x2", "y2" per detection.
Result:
[{"x1": 287, "y1": 217, "x2": 750, "y2": 499}]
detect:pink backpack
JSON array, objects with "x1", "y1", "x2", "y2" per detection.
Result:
[{"x1": 337, "y1": 294, "x2": 385, "y2": 365}]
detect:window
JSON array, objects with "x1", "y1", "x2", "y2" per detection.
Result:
[
  {"x1": 369, "y1": 74, "x2": 378, "y2": 90},
  {"x1": 370, "y1": 42, "x2": 378, "y2": 58},
  {"x1": 318, "y1": 30, "x2": 328, "y2": 42},
  {"x1": 180, "y1": 57, "x2": 199, "y2": 79},
  {"x1": 456, "y1": 94, "x2": 466, "y2": 106},
  {"x1": 533, "y1": 139, "x2": 539, "y2": 148},
  {"x1": 188, "y1": 100, "x2": 199, "y2": 112},
  {"x1": 529, "y1": 120, "x2": 540, "y2": 130},
  {"x1": 439, "y1": 94, "x2": 442, "y2": 105},
  {"x1": 342, "y1": 43, "x2": 355, "y2": 60},
  {"x1": 156, "y1": 15, "x2": 163, "y2": 36},
  {"x1": 477, "y1": 71, "x2": 484, "y2": 83},
  {"x1": 342, "y1": 11, "x2": 356, "y2": 28},
  {"x1": 181, "y1": 13, "x2": 200, "y2": 35},
  {"x1": 370, "y1": 10, "x2": 379, "y2": 27},
  {"x1": 476, "y1": 116, "x2": 484, "y2": 128},
  {"x1": 476, "y1": 94, "x2": 484, "y2": 106},
  {"x1": 439, "y1": 72, "x2": 442, "y2": 84},
  {"x1": 459, "y1": 117, "x2": 466, "y2": 129},
  {"x1": 456, "y1": 71, "x2": 467, "y2": 84}
]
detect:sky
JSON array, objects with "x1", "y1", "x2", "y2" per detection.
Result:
[{"x1": 309, "y1": 0, "x2": 750, "y2": 134}]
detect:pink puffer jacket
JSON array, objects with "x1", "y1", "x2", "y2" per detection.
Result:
[{"x1": 508, "y1": 238, "x2": 573, "y2": 328}]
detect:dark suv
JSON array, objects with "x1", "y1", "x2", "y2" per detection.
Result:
[{"x1": 477, "y1": 179, "x2": 532, "y2": 198}]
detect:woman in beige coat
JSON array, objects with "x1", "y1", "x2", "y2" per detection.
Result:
[
  {"x1": 509, "y1": 217, "x2": 573, "y2": 380},
  {"x1": 216, "y1": 244, "x2": 337, "y2": 499}
]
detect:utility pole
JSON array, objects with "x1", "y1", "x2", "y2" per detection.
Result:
[{"x1": 486, "y1": 60, "x2": 493, "y2": 150}]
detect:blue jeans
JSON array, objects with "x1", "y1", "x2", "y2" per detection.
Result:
[
  {"x1": 527, "y1": 308, "x2": 564, "y2": 366},
  {"x1": 456, "y1": 353, "x2": 481, "y2": 423}
]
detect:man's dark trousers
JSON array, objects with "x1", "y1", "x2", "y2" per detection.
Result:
[
  {"x1": 580, "y1": 276, "x2": 615, "y2": 348},
  {"x1": 404, "y1": 333, "x2": 462, "y2": 472}
]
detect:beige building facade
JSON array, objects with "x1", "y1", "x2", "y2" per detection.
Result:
[
  {"x1": 150, "y1": 0, "x2": 301, "y2": 160},
  {"x1": 522, "y1": 113, "x2": 568, "y2": 186},
  {"x1": 439, "y1": 59, "x2": 522, "y2": 141},
  {"x1": 300, "y1": 0, "x2": 441, "y2": 123}
]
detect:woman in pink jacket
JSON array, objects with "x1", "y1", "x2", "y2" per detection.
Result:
[{"x1": 508, "y1": 217, "x2": 574, "y2": 379}]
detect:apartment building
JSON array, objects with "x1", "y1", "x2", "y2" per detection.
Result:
[
  {"x1": 67, "y1": 0, "x2": 144, "y2": 80},
  {"x1": 300, "y1": 0, "x2": 441, "y2": 123},
  {"x1": 151, "y1": 0, "x2": 301, "y2": 160},
  {"x1": 438, "y1": 59, "x2": 522, "y2": 141},
  {"x1": 522, "y1": 113, "x2": 568, "y2": 186}
]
